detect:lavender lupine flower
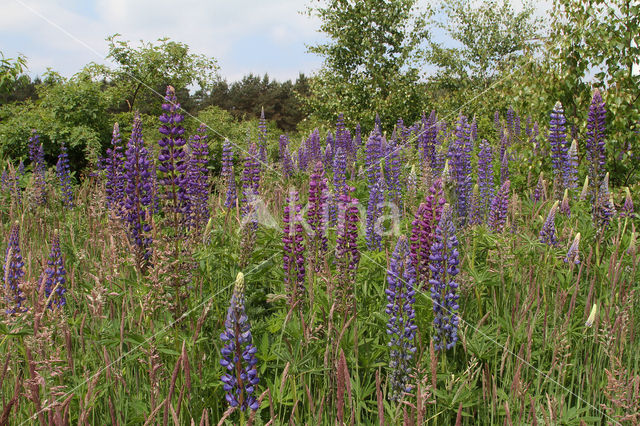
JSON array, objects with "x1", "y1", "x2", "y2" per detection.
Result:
[
  {"x1": 506, "y1": 106, "x2": 515, "y2": 138},
  {"x1": 283, "y1": 189, "x2": 306, "y2": 306},
  {"x1": 549, "y1": 102, "x2": 569, "y2": 196},
  {"x1": 385, "y1": 137, "x2": 403, "y2": 212},
  {"x1": 297, "y1": 147, "x2": 308, "y2": 172},
  {"x1": 333, "y1": 147, "x2": 347, "y2": 197},
  {"x1": 18, "y1": 160, "x2": 25, "y2": 180},
  {"x1": 323, "y1": 143, "x2": 333, "y2": 173},
  {"x1": 353, "y1": 123, "x2": 362, "y2": 159},
  {"x1": 157, "y1": 86, "x2": 189, "y2": 227},
  {"x1": 105, "y1": 123, "x2": 125, "y2": 212},
  {"x1": 257, "y1": 108, "x2": 267, "y2": 164},
  {"x1": 3, "y1": 222, "x2": 27, "y2": 314},
  {"x1": 366, "y1": 176, "x2": 385, "y2": 251},
  {"x1": 564, "y1": 232, "x2": 581, "y2": 264},
  {"x1": 621, "y1": 187, "x2": 634, "y2": 217},
  {"x1": 220, "y1": 272, "x2": 260, "y2": 412},
  {"x1": 560, "y1": 189, "x2": 571, "y2": 217},
  {"x1": 410, "y1": 178, "x2": 445, "y2": 289},
  {"x1": 28, "y1": 130, "x2": 46, "y2": 206},
  {"x1": 282, "y1": 147, "x2": 295, "y2": 178},
  {"x1": 124, "y1": 113, "x2": 154, "y2": 265},
  {"x1": 514, "y1": 114, "x2": 521, "y2": 143},
  {"x1": 533, "y1": 172, "x2": 545, "y2": 203},
  {"x1": 43, "y1": 232, "x2": 67, "y2": 309},
  {"x1": 468, "y1": 185, "x2": 483, "y2": 226},
  {"x1": 539, "y1": 201, "x2": 559, "y2": 246},
  {"x1": 421, "y1": 110, "x2": 437, "y2": 168},
  {"x1": 477, "y1": 140, "x2": 494, "y2": 220},
  {"x1": 307, "y1": 161, "x2": 329, "y2": 268},
  {"x1": 221, "y1": 140, "x2": 234, "y2": 179},
  {"x1": 56, "y1": 142, "x2": 73, "y2": 209},
  {"x1": 451, "y1": 116, "x2": 472, "y2": 225},
  {"x1": 586, "y1": 89, "x2": 607, "y2": 191},
  {"x1": 365, "y1": 128, "x2": 383, "y2": 187},
  {"x1": 305, "y1": 129, "x2": 322, "y2": 164},
  {"x1": 335, "y1": 187, "x2": 360, "y2": 313},
  {"x1": 385, "y1": 235, "x2": 418, "y2": 400},
  {"x1": 241, "y1": 143, "x2": 261, "y2": 224},
  {"x1": 499, "y1": 141, "x2": 509, "y2": 186},
  {"x1": 187, "y1": 124, "x2": 210, "y2": 230},
  {"x1": 565, "y1": 140, "x2": 579, "y2": 192},
  {"x1": 1, "y1": 171, "x2": 8, "y2": 192},
  {"x1": 335, "y1": 113, "x2": 348, "y2": 155},
  {"x1": 429, "y1": 206, "x2": 460, "y2": 351},
  {"x1": 488, "y1": 180, "x2": 510, "y2": 233},
  {"x1": 593, "y1": 172, "x2": 614, "y2": 232}
]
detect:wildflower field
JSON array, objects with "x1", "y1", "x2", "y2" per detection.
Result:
[{"x1": 0, "y1": 81, "x2": 638, "y2": 426}]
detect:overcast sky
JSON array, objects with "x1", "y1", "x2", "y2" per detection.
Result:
[
  {"x1": 1, "y1": 0, "x2": 549, "y2": 83},
  {"x1": 1, "y1": 0, "x2": 330, "y2": 82}
]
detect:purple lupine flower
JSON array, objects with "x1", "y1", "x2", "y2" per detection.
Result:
[
  {"x1": 565, "y1": 140, "x2": 579, "y2": 192},
  {"x1": 187, "y1": 124, "x2": 210, "y2": 230},
  {"x1": 429, "y1": 206, "x2": 460, "y2": 351},
  {"x1": 18, "y1": 160, "x2": 25, "y2": 180},
  {"x1": 365, "y1": 127, "x2": 383, "y2": 187},
  {"x1": 307, "y1": 161, "x2": 329, "y2": 271},
  {"x1": 335, "y1": 113, "x2": 348, "y2": 154},
  {"x1": 549, "y1": 102, "x2": 569, "y2": 196},
  {"x1": 477, "y1": 139, "x2": 494, "y2": 221},
  {"x1": 124, "y1": 113, "x2": 154, "y2": 265},
  {"x1": 539, "y1": 201, "x2": 559, "y2": 246},
  {"x1": 586, "y1": 88, "x2": 607, "y2": 192},
  {"x1": 421, "y1": 110, "x2": 437, "y2": 169},
  {"x1": 157, "y1": 86, "x2": 189, "y2": 228},
  {"x1": 28, "y1": 130, "x2": 47, "y2": 206},
  {"x1": 533, "y1": 172, "x2": 545, "y2": 203},
  {"x1": 385, "y1": 235, "x2": 418, "y2": 400},
  {"x1": 385, "y1": 136, "x2": 403, "y2": 212},
  {"x1": 43, "y1": 232, "x2": 67, "y2": 309},
  {"x1": 1, "y1": 171, "x2": 8, "y2": 192},
  {"x1": 105, "y1": 123, "x2": 125, "y2": 212},
  {"x1": 410, "y1": 178, "x2": 445, "y2": 289},
  {"x1": 220, "y1": 272, "x2": 260, "y2": 412},
  {"x1": 297, "y1": 147, "x2": 308, "y2": 172},
  {"x1": 221, "y1": 140, "x2": 234, "y2": 180},
  {"x1": 241, "y1": 143, "x2": 261, "y2": 224},
  {"x1": 593, "y1": 172, "x2": 614, "y2": 232},
  {"x1": 3, "y1": 222, "x2": 27, "y2": 314},
  {"x1": 56, "y1": 142, "x2": 73, "y2": 209},
  {"x1": 257, "y1": 108, "x2": 268, "y2": 164},
  {"x1": 306, "y1": 129, "x2": 322, "y2": 164},
  {"x1": 323, "y1": 143, "x2": 333, "y2": 173},
  {"x1": 621, "y1": 187, "x2": 634, "y2": 217},
  {"x1": 333, "y1": 147, "x2": 347, "y2": 197},
  {"x1": 283, "y1": 189, "x2": 306, "y2": 306},
  {"x1": 564, "y1": 232, "x2": 581, "y2": 264},
  {"x1": 335, "y1": 187, "x2": 360, "y2": 312},
  {"x1": 468, "y1": 185, "x2": 483, "y2": 226},
  {"x1": 224, "y1": 167, "x2": 237, "y2": 210},
  {"x1": 488, "y1": 180, "x2": 510, "y2": 233},
  {"x1": 560, "y1": 189, "x2": 571, "y2": 217},
  {"x1": 365, "y1": 176, "x2": 385, "y2": 251},
  {"x1": 282, "y1": 147, "x2": 295, "y2": 178},
  {"x1": 499, "y1": 137, "x2": 509, "y2": 186},
  {"x1": 353, "y1": 123, "x2": 362, "y2": 159},
  {"x1": 525, "y1": 116, "x2": 532, "y2": 138},
  {"x1": 451, "y1": 115, "x2": 472, "y2": 225},
  {"x1": 506, "y1": 106, "x2": 515, "y2": 138},
  {"x1": 514, "y1": 114, "x2": 521, "y2": 143}
]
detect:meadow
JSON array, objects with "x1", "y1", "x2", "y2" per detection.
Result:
[{"x1": 0, "y1": 85, "x2": 638, "y2": 425}]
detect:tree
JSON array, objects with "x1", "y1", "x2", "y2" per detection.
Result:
[
  {"x1": 96, "y1": 35, "x2": 219, "y2": 113},
  {"x1": 0, "y1": 52, "x2": 27, "y2": 96},
  {"x1": 306, "y1": 0, "x2": 431, "y2": 130},
  {"x1": 426, "y1": 0, "x2": 543, "y2": 116}
]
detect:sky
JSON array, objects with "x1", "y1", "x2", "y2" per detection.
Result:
[
  {"x1": 1, "y1": 0, "x2": 328, "y2": 82},
  {"x1": 1, "y1": 0, "x2": 551, "y2": 83}
]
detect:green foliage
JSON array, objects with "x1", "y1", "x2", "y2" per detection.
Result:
[
  {"x1": 95, "y1": 34, "x2": 219, "y2": 113},
  {"x1": 306, "y1": 0, "x2": 431, "y2": 130},
  {"x1": 0, "y1": 51, "x2": 27, "y2": 95},
  {"x1": 0, "y1": 70, "x2": 109, "y2": 169}
]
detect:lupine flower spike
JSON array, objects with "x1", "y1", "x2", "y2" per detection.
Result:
[
  {"x1": 3, "y1": 222, "x2": 27, "y2": 314},
  {"x1": 621, "y1": 187, "x2": 634, "y2": 217},
  {"x1": 564, "y1": 232, "x2": 581, "y2": 264},
  {"x1": 220, "y1": 272, "x2": 260, "y2": 411},
  {"x1": 488, "y1": 180, "x2": 510, "y2": 233},
  {"x1": 56, "y1": 142, "x2": 73, "y2": 209},
  {"x1": 429, "y1": 205, "x2": 460, "y2": 351},
  {"x1": 560, "y1": 189, "x2": 571, "y2": 217},
  {"x1": 539, "y1": 201, "x2": 559, "y2": 246},
  {"x1": 43, "y1": 231, "x2": 67, "y2": 309},
  {"x1": 385, "y1": 236, "x2": 418, "y2": 400}
]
